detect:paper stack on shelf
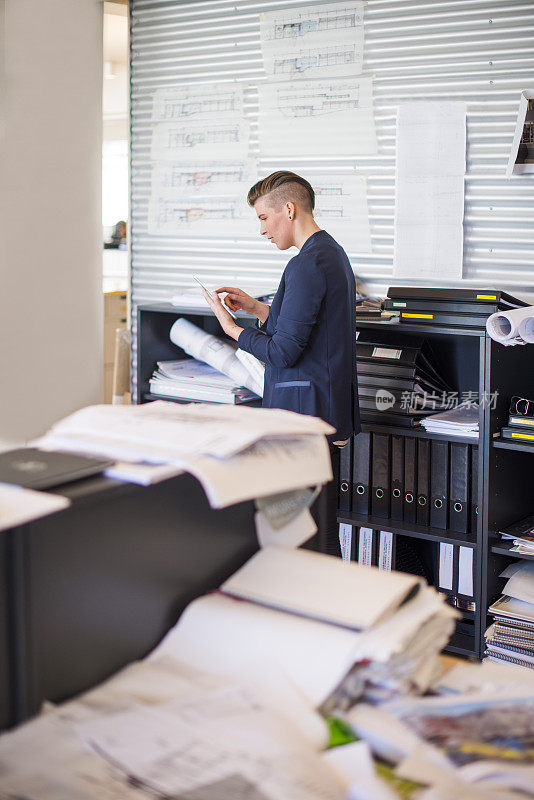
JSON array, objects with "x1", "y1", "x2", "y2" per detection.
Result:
[
  {"x1": 420, "y1": 401, "x2": 479, "y2": 439},
  {"x1": 500, "y1": 515, "x2": 534, "y2": 555},
  {"x1": 485, "y1": 561, "x2": 534, "y2": 670},
  {"x1": 149, "y1": 357, "x2": 258, "y2": 404}
]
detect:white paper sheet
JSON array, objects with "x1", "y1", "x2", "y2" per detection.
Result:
[
  {"x1": 339, "y1": 522, "x2": 353, "y2": 562},
  {"x1": 104, "y1": 460, "x2": 184, "y2": 486},
  {"x1": 358, "y1": 526, "x2": 374, "y2": 566},
  {"x1": 151, "y1": 593, "x2": 360, "y2": 708},
  {"x1": 394, "y1": 101, "x2": 466, "y2": 280},
  {"x1": 0, "y1": 483, "x2": 70, "y2": 531},
  {"x1": 260, "y1": 2, "x2": 364, "y2": 79},
  {"x1": 438, "y1": 542, "x2": 454, "y2": 591},
  {"x1": 256, "y1": 507, "x2": 317, "y2": 549},
  {"x1": 312, "y1": 172, "x2": 372, "y2": 253},
  {"x1": 486, "y1": 305, "x2": 534, "y2": 346},
  {"x1": 151, "y1": 118, "x2": 250, "y2": 163},
  {"x1": 258, "y1": 76, "x2": 377, "y2": 157}
]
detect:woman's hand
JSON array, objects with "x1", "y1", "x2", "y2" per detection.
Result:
[
  {"x1": 200, "y1": 287, "x2": 242, "y2": 340},
  {"x1": 216, "y1": 286, "x2": 270, "y2": 324}
]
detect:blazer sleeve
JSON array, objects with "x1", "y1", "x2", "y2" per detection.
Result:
[{"x1": 237, "y1": 255, "x2": 326, "y2": 368}]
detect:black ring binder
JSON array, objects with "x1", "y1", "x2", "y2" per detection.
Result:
[
  {"x1": 376, "y1": 488, "x2": 384, "y2": 498},
  {"x1": 356, "y1": 485, "x2": 365, "y2": 495},
  {"x1": 434, "y1": 498, "x2": 443, "y2": 509},
  {"x1": 454, "y1": 501, "x2": 463, "y2": 512},
  {"x1": 340, "y1": 482, "x2": 349, "y2": 493},
  {"x1": 392, "y1": 488, "x2": 401, "y2": 498},
  {"x1": 418, "y1": 496, "x2": 427, "y2": 506},
  {"x1": 405, "y1": 492, "x2": 414, "y2": 503}
]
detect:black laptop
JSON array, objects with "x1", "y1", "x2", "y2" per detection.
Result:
[{"x1": 0, "y1": 448, "x2": 114, "y2": 490}]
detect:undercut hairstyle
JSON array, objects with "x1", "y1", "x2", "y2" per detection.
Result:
[{"x1": 247, "y1": 171, "x2": 315, "y2": 212}]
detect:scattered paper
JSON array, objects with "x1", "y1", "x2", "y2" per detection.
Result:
[{"x1": 255, "y1": 507, "x2": 317, "y2": 549}]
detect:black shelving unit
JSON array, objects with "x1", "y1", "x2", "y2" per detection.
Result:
[
  {"x1": 136, "y1": 303, "x2": 258, "y2": 404},
  {"x1": 338, "y1": 319, "x2": 534, "y2": 660},
  {"x1": 136, "y1": 306, "x2": 534, "y2": 660}
]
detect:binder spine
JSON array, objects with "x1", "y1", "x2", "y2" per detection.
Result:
[
  {"x1": 390, "y1": 435, "x2": 404, "y2": 521},
  {"x1": 470, "y1": 446, "x2": 478, "y2": 534},
  {"x1": 449, "y1": 443, "x2": 470, "y2": 534},
  {"x1": 352, "y1": 431, "x2": 371, "y2": 515},
  {"x1": 430, "y1": 440, "x2": 449, "y2": 530},
  {"x1": 416, "y1": 438, "x2": 430, "y2": 527},
  {"x1": 403, "y1": 437, "x2": 417, "y2": 524},
  {"x1": 371, "y1": 433, "x2": 391, "y2": 519},
  {"x1": 338, "y1": 438, "x2": 352, "y2": 512}
]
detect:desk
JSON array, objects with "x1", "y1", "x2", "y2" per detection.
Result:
[{"x1": 4, "y1": 472, "x2": 258, "y2": 729}]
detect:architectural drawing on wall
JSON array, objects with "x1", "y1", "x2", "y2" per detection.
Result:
[
  {"x1": 148, "y1": 160, "x2": 258, "y2": 238},
  {"x1": 394, "y1": 101, "x2": 467, "y2": 281},
  {"x1": 151, "y1": 161, "x2": 257, "y2": 194},
  {"x1": 151, "y1": 84, "x2": 244, "y2": 123},
  {"x1": 148, "y1": 195, "x2": 256, "y2": 238},
  {"x1": 258, "y1": 76, "x2": 376, "y2": 157},
  {"x1": 151, "y1": 119, "x2": 250, "y2": 162},
  {"x1": 260, "y1": 1, "x2": 364, "y2": 79},
  {"x1": 311, "y1": 173, "x2": 371, "y2": 254}
]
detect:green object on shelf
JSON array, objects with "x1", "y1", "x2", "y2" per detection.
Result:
[{"x1": 325, "y1": 716, "x2": 358, "y2": 748}]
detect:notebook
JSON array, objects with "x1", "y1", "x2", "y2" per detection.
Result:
[{"x1": 0, "y1": 448, "x2": 114, "y2": 490}]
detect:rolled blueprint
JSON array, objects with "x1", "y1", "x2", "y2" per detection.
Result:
[
  {"x1": 486, "y1": 305, "x2": 534, "y2": 346},
  {"x1": 170, "y1": 317, "x2": 264, "y2": 397}
]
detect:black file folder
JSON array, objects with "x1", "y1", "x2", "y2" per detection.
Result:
[
  {"x1": 471, "y1": 447, "x2": 478, "y2": 534},
  {"x1": 352, "y1": 431, "x2": 371, "y2": 515},
  {"x1": 387, "y1": 286, "x2": 527, "y2": 308},
  {"x1": 416, "y1": 438, "x2": 430, "y2": 527},
  {"x1": 430, "y1": 440, "x2": 449, "y2": 530},
  {"x1": 390, "y1": 435, "x2": 404, "y2": 521},
  {"x1": 338, "y1": 438, "x2": 352, "y2": 512},
  {"x1": 403, "y1": 437, "x2": 417, "y2": 524},
  {"x1": 449, "y1": 443, "x2": 470, "y2": 534},
  {"x1": 371, "y1": 433, "x2": 391, "y2": 519}
]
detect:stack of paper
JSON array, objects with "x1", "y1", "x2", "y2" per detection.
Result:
[
  {"x1": 348, "y1": 690, "x2": 534, "y2": 800},
  {"x1": 420, "y1": 401, "x2": 479, "y2": 438},
  {"x1": 36, "y1": 401, "x2": 334, "y2": 507},
  {"x1": 149, "y1": 357, "x2": 258, "y2": 404},
  {"x1": 485, "y1": 561, "x2": 534, "y2": 670},
  {"x1": 500, "y1": 514, "x2": 534, "y2": 555},
  {"x1": 153, "y1": 548, "x2": 458, "y2": 710}
]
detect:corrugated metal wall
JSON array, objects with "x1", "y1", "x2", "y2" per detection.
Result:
[{"x1": 130, "y1": 0, "x2": 534, "y2": 389}]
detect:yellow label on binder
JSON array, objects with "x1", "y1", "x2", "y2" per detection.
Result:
[
  {"x1": 477, "y1": 294, "x2": 497, "y2": 300},
  {"x1": 512, "y1": 432, "x2": 534, "y2": 441},
  {"x1": 401, "y1": 313, "x2": 434, "y2": 319},
  {"x1": 510, "y1": 417, "x2": 534, "y2": 426}
]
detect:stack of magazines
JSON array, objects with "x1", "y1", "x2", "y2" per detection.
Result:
[
  {"x1": 149, "y1": 358, "x2": 258, "y2": 404},
  {"x1": 420, "y1": 401, "x2": 479, "y2": 439},
  {"x1": 486, "y1": 560, "x2": 534, "y2": 670}
]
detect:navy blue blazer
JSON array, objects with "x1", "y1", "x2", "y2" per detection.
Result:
[{"x1": 238, "y1": 230, "x2": 361, "y2": 441}]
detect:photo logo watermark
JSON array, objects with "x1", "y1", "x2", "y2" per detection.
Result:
[{"x1": 375, "y1": 389, "x2": 396, "y2": 410}]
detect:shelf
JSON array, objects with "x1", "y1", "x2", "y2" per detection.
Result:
[
  {"x1": 444, "y1": 630, "x2": 477, "y2": 658},
  {"x1": 491, "y1": 540, "x2": 534, "y2": 561},
  {"x1": 361, "y1": 422, "x2": 478, "y2": 445},
  {"x1": 355, "y1": 318, "x2": 485, "y2": 337},
  {"x1": 336, "y1": 511, "x2": 477, "y2": 548},
  {"x1": 493, "y1": 438, "x2": 534, "y2": 454},
  {"x1": 142, "y1": 392, "x2": 261, "y2": 407}
]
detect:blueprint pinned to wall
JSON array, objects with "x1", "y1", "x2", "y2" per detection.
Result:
[
  {"x1": 312, "y1": 173, "x2": 371, "y2": 254},
  {"x1": 394, "y1": 101, "x2": 467, "y2": 280},
  {"x1": 258, "y1": 76, "x2": 377, "y2": 157},
  {"x1": 148, "y1": 160, "x2": 257, "y2": 237},
  {"x1": 151, "y1": 84, "x2": 245, "y2": 123},
  {"x1": 260, "y1": 1, "x2": 364, "y2": 79}
]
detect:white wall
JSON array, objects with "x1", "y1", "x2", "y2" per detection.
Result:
[{"x1": 0, "y1": 0, "x2": 104, "y2": 444}]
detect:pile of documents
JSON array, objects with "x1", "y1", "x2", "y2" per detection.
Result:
[
  {"x1": 170, "y1": 316, "x2": 265, "y2": 397},
  {"x1": 385, "y1": 286, "x2": 528, "y2": 331},
  {"x1": 500, "y1": 514, "x2": 534, "y2": 555},
  {"x1": 486, "y1": 302, "x2": 534, "y2": 347},
  {"x1": 420, "y1": 401, "x2": 479, "y2": 439},
  {"x1": 356, "y1": 331, "x2": 451, "y2": 428},
  {"x1": 485, "y1": 560, "x2": 534, "y2": 670},
  {"x1": 0, "y1": 547, "x2": 459, "y2": 800},
  {"x1": 149, "y1": 357, "x2": 258, "y2": 404},
  {"x1": 36, "y1": 400, "x2": 334, "y2": 507},
  {"x1": 347, "y1": 686, "x2": 534, "y2": 799}
]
